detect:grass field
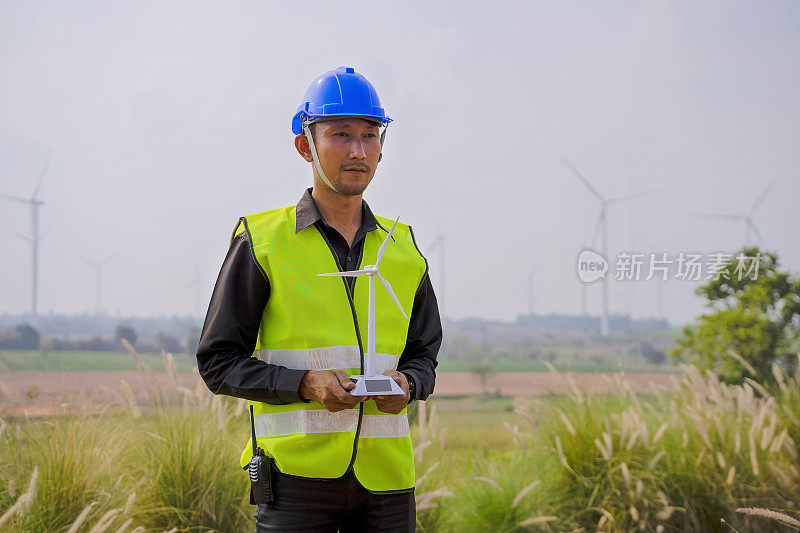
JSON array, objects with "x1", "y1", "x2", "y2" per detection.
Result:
[
  {"x1": 0, "y1": 349, "x2": 677, "y2": 375},
  {"x1": 412, "y1": 368, "x2": 800, "y2": 532},
  {"x1": 0, "y1": 350, "x2": 197, "y2": 372},
  {"x1": 435, "y1": 359, "x2": 679, "y2": 373},
  {"x1": 1, "y1": 348, "x2": 800, "y2": 531}
]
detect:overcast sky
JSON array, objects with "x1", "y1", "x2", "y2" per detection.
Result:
[{"x1": 1, "y1": 1, "x2": 798, "y2": 326}]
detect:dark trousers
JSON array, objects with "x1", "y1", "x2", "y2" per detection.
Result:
[{"x1": 255, "y1": 469, "x2": 416, "y2": 532}]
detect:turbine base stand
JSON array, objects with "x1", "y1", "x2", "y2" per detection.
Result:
[{"x1": 349, "y1": 375, "x2": 405, "y2": 396}]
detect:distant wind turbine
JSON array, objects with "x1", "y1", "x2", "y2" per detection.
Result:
[
  {"x1": 563, "y1": 158, "x2": 664, "y2": 336},
  {"x1": 183, "y1": 277, "x2": 207, "y2": 317},
  {"x1": 426, "y1": 234, "x2": 445, "y2": 320},
  {"x1": 527, "y1": 268, "x2": 542, "y2": 315},
  {"x1": 2, "y1": 150, "x2": 53, "y2": 316},
  {"x1": 636, "y1": 234, "x2": 664, "y2": 320},
  {"x1": 579, "y1": 242, "x2": 589, "y2": 316},
  {"x1": 83, "y1": 255, "x2": 114, "y2": 314},
  {"x1": 693, "y1": 178, "x2": 777, "y2": 247}
]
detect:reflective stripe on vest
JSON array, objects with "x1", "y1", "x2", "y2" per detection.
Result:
[
  {"x1": 255, "y1": 346, "x2": 399, "y2": 374},
  {"x1": 235, "y1": 206, "x2": 427, "y2": 492},
  {"x1": 254, "y1": 411, "x2": 411, "y2": 438}
]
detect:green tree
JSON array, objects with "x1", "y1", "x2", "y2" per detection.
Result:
[
  {"x1": 671, "y1": 247, "x2": 800, "y2": 383},
  {"x1": 0, "y1": 323, "x2": 40, "y2": 349},
  {"x1": 641, "y1": 342, "x2": 666, "y2": 365},
  {"x1": 155, "y1": 331, "x2": 182, "y2": 353},
  {"x1": 114, "y1": 325, "x2": 137, "y2": 347}
]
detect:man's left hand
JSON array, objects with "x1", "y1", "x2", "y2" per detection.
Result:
[{"x1": 374, "y1": 370, "x2": 410, "y2": 414}]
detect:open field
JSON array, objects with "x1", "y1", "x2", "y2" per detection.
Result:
[
  {"x1": 1, "y1": 346, "x2": 799, "y2": 531},
  {"x1": 0, "y1": 349, "x2": 679, "y2": 417},
  {"x1": 2, "y1": 362, "x2": 799, "y2": 531},
  {"x1": 0, "y1": 350, "x2": 197, "y2": 373},
  {"x1": 431, "y1": 371, "x2": 675, "y2": 397},
  {"x1": 0, "y1": 350, "x2": 679, "y2": 374},
  {"x1": 437, "y1": 359, "x2": 679, "y2": 373},
  {"x1": 0, "y1": 369, "x2": 676, "y2": 417}
]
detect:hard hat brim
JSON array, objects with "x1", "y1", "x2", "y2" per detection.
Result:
[{"x1": 292, "y1": 111, "x2": 392, "y2": 135}]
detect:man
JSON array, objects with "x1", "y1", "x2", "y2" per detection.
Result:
[{"x1": 196, "y1": 66, "x2": 442, "y2": 532}]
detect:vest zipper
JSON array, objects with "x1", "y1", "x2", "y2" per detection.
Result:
[{"x1": 314, "y1": 225, "x2": 366, "y2": 477}]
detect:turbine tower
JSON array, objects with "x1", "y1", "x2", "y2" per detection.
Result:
[
  {"x1": 527, "y1": 268, "x2": 540, "y2": 315},
  {"x1": 579, "y1": 242, "x2": 589, "y2": 316},
  {"x1": 563, "y1": 158, "x2": 663, "y2": 336},
  {"x1": 693, "y1": 178, "x2": 777, "y2": 247},
  {"x1": 2, "y1": 151, "x2": 52, "y2": 317},
  {"x1": 636, "y1": 235, "x2": 665, "y2": 320},
  {"x1": 426, "y1": 234, "x2": 445, "y2": 319},
  {"x1": 183, "y1": 277, "x2": 207, "y2": 317}
]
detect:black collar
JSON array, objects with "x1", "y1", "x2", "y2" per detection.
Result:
[{"x1": 294, "y1": 187, "x2": 380, "y2": 234}]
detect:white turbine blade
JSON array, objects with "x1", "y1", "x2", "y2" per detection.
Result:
[
  {"x1": 636, "y1": 233, "x2": 656, "y2": 250},
  {"x1": 318, "y1": 269, "x2": 369, "y2": 277},
  {"x1": 377, "y1": 273, "x2": 407, "y2": 319},
  {"x1": 32, "y1": 149, "x2": 53, "y2": 200},
  {"x1": 2, "y1": 194, "x2": 29, "y2": 205},
  {"x1": 376, "y1": 217, "x2": 399, "y2": 266},
  {"x1": 425, "y1": 235, "x2": 442, "y2": 255},
  {"x1": 181, "y1": 278, "x2": 204, "y2": 289},
  {"x1": 750, "y1": 222, "x2": 766, "y2": 245},
  {"x1": 692, "y1": 212, "x2": 744, "y2": 220},
  {"x1": 606, "y1": 186, "x2": 665, "y2": 204},
  {"x1": 562, "y1": 158, "x2": 604, "y2": 202},
  {"x1": 83, "y1": 254, "x2": 112, "y2": 268},
  {"x1": 749, "y1": 178, "x2": 778, "y2": 216},
  {"x1": 9, "y1": 228, "x2": 31, "y2": 242}
]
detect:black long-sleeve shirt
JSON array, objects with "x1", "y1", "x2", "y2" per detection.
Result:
[{"x1": 196, "y1": 188, "x2": 442, "y2": 405}]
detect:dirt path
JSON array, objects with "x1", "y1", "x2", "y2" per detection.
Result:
[
  {"x1": 435, "y1": 371, "x2": 676, "y2": 397},
  {"x1": 0, "y1": 370, "x2": 201, "y2": 417},
  {"x1": 0, "y1": 370, "x2": 678, "y2": 417}
]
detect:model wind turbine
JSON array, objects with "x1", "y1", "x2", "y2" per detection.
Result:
[
  {"x1": 563, "y1": 158, "x2": 664, "y2": 336},
  {"x1": 693, "y1": 178, "x2": 777, "y2": 247},
  {"x1": 318, "y1": 217, "x2": 407, "y2": 396}
]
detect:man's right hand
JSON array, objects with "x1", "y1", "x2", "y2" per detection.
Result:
[{"x1": 298, "y1": 370, "x2": 367, "y2": 412}]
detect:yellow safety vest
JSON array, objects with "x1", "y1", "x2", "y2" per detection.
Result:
[{"x1": 236, "y1": 205, "x2": 427, "y2": 492}]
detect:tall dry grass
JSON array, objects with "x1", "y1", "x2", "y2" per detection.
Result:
[
  {"x1": 136, "y1": 400, "x2": 251, "y2": 530},
  {"x1": 3, "y1": 345, "x2": 800, "y2": 531},
  {"x1": 413, "y1": 361, "x2": 800, "y2": 532},
  {"x1": 0, "y1": 344, "x2": 252, "y2": 532}
]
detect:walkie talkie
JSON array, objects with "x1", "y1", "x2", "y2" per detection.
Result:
[{"x1": 248, "y1": 405, "x2": 273, "y2": 504}]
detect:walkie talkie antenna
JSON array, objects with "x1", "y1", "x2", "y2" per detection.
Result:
[{"x1": 250, "y1": 405, "x2": 258, "y2": 455}]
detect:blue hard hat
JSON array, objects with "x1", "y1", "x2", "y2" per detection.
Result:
[{"x1": 291, "y1": 66, "x2": 392, "y2": 135}]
